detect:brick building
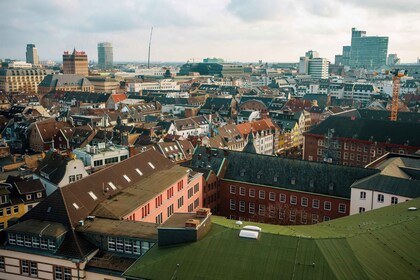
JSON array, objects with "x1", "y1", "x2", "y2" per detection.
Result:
[
  {"x1": 304, "y1": 115, "x2": 420, "y2": 166},
  {"x1": 187, "y1": 147, "x2": 377, "y2": 225}
]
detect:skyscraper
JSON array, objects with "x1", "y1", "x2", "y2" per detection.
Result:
[
  {"x1": 26, "y1": 44, "x2": 39, "y2": 65},
  {"x1": 349, "y1": 28, "x2": 388, "y2": 69},
  {"x1": 97, "y1": 42, "x2": 113, "y2": 68},
  {"x1": 308, "y1": 58, "x2": 329, "y2": 79},
  {"x1": 63, "y1": 49, "x2": 88, "y2": 76}
]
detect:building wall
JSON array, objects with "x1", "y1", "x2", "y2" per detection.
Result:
[
  {"x1": 219, "y1": 180, "x2": 349, "y2": 225},
  {"x1": 124, "y1": 173, "x2": 203, "y2": 225},
  {"x1": 304, "y1": 134, "x2": 418, "y2": 166},
  {"x1": 0, "y1": 69, "x2": 49, "y2": 94},
  {"x1": 350, "y1": 187, "x2": 411, "y2": 215},
  {"x1": 0, "y1": 248, "x2": 89, "y2": 280},
  {"x1": 202, "y1": 172, "x2": 220, "y2": 215},
  {"x1": 0, "y1": 203, "x2": 25, "y2": 230}
]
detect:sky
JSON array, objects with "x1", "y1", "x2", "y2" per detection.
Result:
[{"x1": 1, "y1": 0, "x2": 419, "y2": 64}]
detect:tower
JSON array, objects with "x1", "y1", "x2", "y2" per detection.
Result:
[
  {"x1": 26, "y1": 44, "x2": 39, "y2": 65},
  {"x1": 98, "y1": 42, "x2": 113, "y2": 68},
  {"x1": 63, "y1": 49, "x2": 88, "y2": 76}
]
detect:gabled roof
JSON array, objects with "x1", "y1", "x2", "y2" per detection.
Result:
[
  {"x1": 14, "y1": 179, "x2": 44, "y2": 195},
  {"x1": 110, "y1": 93, "x2": 127, "y2": 103},
  {"x1": 236, "y1": 119, "x2": 277, "y2": 135},
  {"x1": 34, "y1": 118, "x2": 71, "y2": 143},
  {"x1": 35, "y1": 151, "x2": 75, "y2": 184}
]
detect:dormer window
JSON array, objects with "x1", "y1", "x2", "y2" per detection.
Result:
[
  {"x1": 309, "y1": 180, "x2": 314, "y2": 188},
  {"x1": 26, "y1": 194, "x2": 32, "y2": 201},
  {"x1": 257, "y1": 171, "x2": 263, "y2": 179},
  {"x1": 291, "y1": 178, "x2": 296, "y2": 185},
  {"x1": 240, "y1": 169, "x2": 246, "y2": 177},
  {"x1": 329, "y1": 183, "x2": 334, "y2": 191}
]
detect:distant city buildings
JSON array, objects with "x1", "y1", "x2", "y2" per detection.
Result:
[
  {"x1": 0, "y1": 68, "x2": 52, "y2": 93},
  {"x1": 349, "y1": 28, "x2": 388, "y2": 69},
  {"x1": 62, "y1": 49, "x2": 89, "y2": 75},
  {"x1": 97, "y1": 42, "x2": 113, "y2": 68},
  {"x1": 387, "y1": 53, "x2": 400, "y2": 66},
  {"x1": 25, "y1": 44, "x2": 39, "y2": 65},
  {"x1": 298, "y1": 51, "x2": 329, "y2": 79}
]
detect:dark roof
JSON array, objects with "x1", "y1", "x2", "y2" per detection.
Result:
[
  {"x1": 239, "y1": 96, "x2": 274, "y2": 107},
  {"x1": 61, "y1": 92, "x2": 110, "y2": 103},
  {"x1": 39, "y1": 74, "x2": 92, "y2": 88},
  {"x1": 35, "y1": 151, "x2": 72, "y2": 184},
  {"x1": 351, "y1": 173, "x2": 420, "y2": 198},
  {"x1": 307, "y1": 116, "x2": 420, "y2": 147},
  {"x1": 14, "y1": 179, "x2": 44, "y2": 194},
  {"x1": 303, "y1": 94, "x2": 329, "y2": 107},
  {"x1": 358, "y1": 109, "x2": 420, "y2": 123},
  {"x1": 223, "y1": 151, "x2": 378, "y2": 198}
]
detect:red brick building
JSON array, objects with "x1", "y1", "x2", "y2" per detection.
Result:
[
  {"x1": 304, "y1": 116, "x2": 420, "y2": 167},
  {"x1": 188, "y1": 147, "x2": 377, "y2": 225}
]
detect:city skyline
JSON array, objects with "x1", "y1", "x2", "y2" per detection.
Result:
[{"x1": 1, "y1": 0, "x2": 419, "y2": 63}]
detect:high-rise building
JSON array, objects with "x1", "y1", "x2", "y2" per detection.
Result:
[
  {"x1": 26, "y1": 44, "x2": 39, "y2": 65},
  {"x1": 387, "y1": 54, "x2": 400, "y2": 66},
  {"x1": 349, "y1": 28, "x2": 388, "y2": 69},
  {"x1": 308, "y1": 58, "x2": 329, "y2": 79},
  {"x1": 97, "y1": 42, "x2": 113, "y2": 68},
  {"x1": 342, "y1": 46, "x2": 351, "y2": 66},
  {"x1": 63, "y1": 49, "x2": 88, "y2": 76},
  {"x1": 298, "y1": 57, "x2": 309, "y2": 74},
  {"x1": 305, "y1": 50, "x2": 319, "y2": 59},
  {"x1": 334, "y1": 55, "x2": 343, "y2": 65}
]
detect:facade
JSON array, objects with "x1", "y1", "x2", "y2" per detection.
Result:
[
  {"x1": 28, "y1": 118, "x2": 72, "y2": 152},
  {"x1": 308, "y1": 58, "x2": 329, "y2": 79},
  {"x1": 349, "y1": 28, "x2": 388, "y2": 69},
  {"x1": 62, "y1": 49, "x2": 89, "y2": 76},
  {"x1": 127, "y1": 79, "x2": 180, "y2": 92},
  {"x1": 26, "y1": 44, "x2": 39, "y2": 65},
  {"x1": 236, "y1": 119, "x2": 279, "y2": 155},
  {"x1": 87, "y1": 76, "x2": 120, "y2": 93},
  {"x1": 303, "y1": 116, "x2": 420, "y2": 166},
  {"x1": 350, "y1": 153, "x2": 420, "y2": 215},
  {"x1": 0, "y1": 68, "x2": 51, "y2": 93},
  {"x1": 97, "y1": 42, "x2": 113, "y2": 68}
]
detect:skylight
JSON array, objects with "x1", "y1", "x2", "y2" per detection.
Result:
[
  {"x1": 88, "y1": 191, "x2": 98, "y2": 201},
  {"x1": 73, "y1": 203, "x2": 80, "y2": 210},
  {"x1": 239, "y1": 229, "x2": 259, "y2": 240},
  {"x1": 123, "y1": 175, "x2": 131, "y2": 182},
  {"x1": 108, "y1": 182, "x2": 117, "y2": 190},
  {"x1": 148, "y1": 162, "x2": 155, "y2": 169},
  {"x1": 135, "y1": 168, "x2": 143, "y2": 176}
]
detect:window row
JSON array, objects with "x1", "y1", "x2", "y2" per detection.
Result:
[
  {"x1": 360, "y1": 191, "x2": 400, "y2": 204},
  {"x1": 8, "y1": 233, "x2": 56, "y2": 251},
  {"x1": 0, "y1": 205, "x2": 19, "y2": 217},
  {"x1": 108, "y1": 237, "x2": 154, "y2": 255}
]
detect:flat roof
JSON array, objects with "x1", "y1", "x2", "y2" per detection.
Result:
[
  {"x1": 7, "y1": 219, "x2": 67, "y2": 239},
  {"x1": 158, "y1": 213, "x2": 207, "y2": 229},
  {"x1": 76, "y1": 218, "x2": 158, "y2": 240},
  {"x1": 124, "y1": 199, "x2": 420, "y2": 280}
]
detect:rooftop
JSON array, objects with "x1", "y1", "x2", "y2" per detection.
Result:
[{"x1": 124, "y1": 199, "x2": 420, "y2": 280}]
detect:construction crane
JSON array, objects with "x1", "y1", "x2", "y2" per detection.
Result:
[{"x1": 390, "y1": 69, "x2": 407, "y2": 121}]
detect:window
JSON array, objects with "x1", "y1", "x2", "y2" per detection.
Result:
[
  {"x1": 167, "y1": 204, "x2": 174, "y2": 217},
  {"x1": 0, "y1": 256, "x2": 4, "y2": 271},
  {"x1": 338, "y1": 203, "x2": 346, "y2": 213},
  {"x1": 177, "y1": 196, "x2": 184, "y2": 208},
  {"x1": 249, "y1": 189, "x2": 255, "y2": 197},
  {"x1": 324, "y1": 201, "x2": 331, "y2": 211},
  {"x1": 269, "y1": 206, "x2": 276, "y2": 218},
  {"x1": 377, "y1": 194, "x2": 384, "y2": 203},
  {"x1": 30, "y1": 261, "x2": 38, "y2": 277},
  {"x1": 32, "y1": 236, "x2": 39, "y2": 248},
  {"x1": 0, "y1": 209, "x2": 3, "y2": 217},
  {"x1": 14, "y1": 205, "x2": 19, "y2": 213},
  {"x1": 16, "y1": 234, "x2": 23, "y2": 246},
  {"x1": 6, "y1": 207, "x2": 11, "y2": 215},
  {"x1": 359, "y1": 207, "x2": 365, "y2": 213},
  {"x1": 312, "y1": 214, "x2": 319, "y2": 224},
  {"x1": 105, "y1": 157, "x2": 119, "y2": 164},
  {"x1": 301, "y1": 197, "x2": 308, "y2": 207},
  {"x1": 258, "y1": 204, "x2": 265, "y2": 216},
  {"x1": 188, "y1": 188, "x2": 193, "y2": 199},
  {"x1": 188, "y1": 203, "x2": 194, "y2": 212},
  {"x1": 69, "y1": 175, "x2": 75, "y2": 183},
  {"x1": 343, "y1": 152, "x2": 348, "y2": 160},
  {"x1": 360, "y1": 191, "x2": 366, "y2": 200},
  {"x1": 194, "y1": 198, "x2": 199, "y2": 208},
  {"x1": 312, "y1": 199, "x2": 319, "y2": 209},
  {"x1": 63, "y1": 268, "x2": 72, "y2": 280},
  {"x1": 194, "y1": 183, "x2": 199, "y2": 194},
  {"x1": 94, "y1": 159, "x2": 103, "y2": 167},
  {"x1": 290, "y1": 195, "x2": 297, "y2": 205},
  {"x1": 269, "y1": 192, "x2": 275, "y2": 201},
  {"x1": 230, "y1": 199, "x2": 236, "y2": 210},
  {"x1": 259, "y1": 190, "x2": 265, "y2": 199},
  {"x1": 55, "y1": 266, "x2": 72, "y2": 280},
  {"x1": 9, "y1": 233, "x2": 16, "y2": 244},
  {"x1": 22, "y1": 260, "x2": 29, "y2": 275},
  {"x1": 391, "y1": 197, "x2": 398, "y2": 205},
  {"x1": 323, "y1": 216, "x2": 331, "y2": 222},
  {"x1": 108, "y1": 237, "x2": 116, "y2": 251},
  {"x1": 280, "y1": 194, "x2": 286, "y2": 203},
  {"x1": 248, "y1": 202, "x2": 255, "y2": 214},
  {"x1": 40, "y1": 238, "x2": 48, "y2": 249},
  {"x1": 24, "y1": 235, "x2": 31, "y2": 247},
  {"x1": 279, "y1": 208, "x2": 285, "y2": 220},
  {"x1": 116, "y1": 237, "x2": 124, "y2": 252},
  {"x1": 120, "y1": 155, "x2": 128, "y2": 161},
  {"x1": 230, "y1": 185, "x2": 236, "y2": 194},
  {"x1": 76, "y1": 174, "x2": 82, "y2": 180},
  {"x1": 239, "y1": 187, "x2": 246, "y2": 196},
  {"x1": 239, "y1": 201, "x2": 245, "y2": 212},
  {"x1": 344, "y1": 143, "x2": 349, "y2": 150},
  {"x1": 36, "y1": 192, "x2": 42, "y2": 199},
  {"x1": 290, "y1": 210, "x2": 296, "y2": 222}
]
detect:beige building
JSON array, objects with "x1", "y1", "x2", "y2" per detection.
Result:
[
  {"x1": 0, "y1": 68, "x2": 52, "y2": 93},
  {"x1": 87, "y1": 76, "x2": 120, "y2": 93},
  {"x1": 63, "y1": 49, "x2": 88, "y2": 76},
  {"x1": 38, "y1": 74, "x2": 94, "y2": 95}
]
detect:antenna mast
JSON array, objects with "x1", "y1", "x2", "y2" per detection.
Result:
[{"x1": 147, "y1": 27, "x2": 153, "y2": 69}]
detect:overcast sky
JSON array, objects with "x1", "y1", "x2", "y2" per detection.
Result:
[{"x1": 1, "y1": 0, "x2": 419, "y2": 63}]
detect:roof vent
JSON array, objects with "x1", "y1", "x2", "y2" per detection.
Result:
[{"x1": 79, "y1": 220, "x2": 84, "y2": 226}]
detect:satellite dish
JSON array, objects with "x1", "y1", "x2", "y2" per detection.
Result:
[{"x1": 235, "y1": 221, "x2": 243, "y2": 226}]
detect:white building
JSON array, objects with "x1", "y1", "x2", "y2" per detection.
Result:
[
  {"x1": 73, "y1": 143, "x2": 129, "y2": 172},
  {"x1": 308, "y1": 58, "x2": 329, "y2": 80},
  {"x1": 350, "y1": 154, "x2": 420, "y2": 215},
  {"x1": 127, "y1": 79, "x2": 180, "y2": 92},
  {"x1": 8, "y1": 61, "x2": 33, "y2": 69}
]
